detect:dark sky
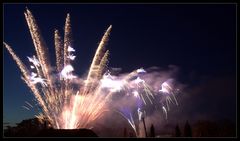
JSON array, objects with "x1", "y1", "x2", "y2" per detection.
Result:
[{"x1": 3, "y1": 4, "x2": 236, "y2": 127}]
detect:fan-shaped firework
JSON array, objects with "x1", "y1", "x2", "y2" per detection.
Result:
[{"x1": 4, "y1": 8, "x2": 180, "y2": 135}]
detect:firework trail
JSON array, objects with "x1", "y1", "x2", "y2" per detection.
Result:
[
  {"x1": 64, "y1": 13, "x2": 72, "y2": 67},
  {"x1": 54, "y1": 29, "x2": 64, "y2": 73},
  {"x1": 4, "y1": 8, "x2": 181, "y2": 134},
  {"x1": 84, "y1": 25, "x2": 112, "y2": 95}
]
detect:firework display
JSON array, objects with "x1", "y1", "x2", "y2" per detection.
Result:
[{"x1": 4, "y1": 9, "x2": 180, "y2": 136}]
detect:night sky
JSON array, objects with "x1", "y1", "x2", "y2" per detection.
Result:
[{"x1": 3, "y1": 4, "x2": 236, "y2": 128}]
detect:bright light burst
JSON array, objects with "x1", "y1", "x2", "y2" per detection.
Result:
[{"x1": 4, "y1": 8, "x2": 181, "y2": 134}]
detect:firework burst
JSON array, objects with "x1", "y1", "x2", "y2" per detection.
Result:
[{"x1": 4, "y1": 8, "x2": 180, "y2": 134}]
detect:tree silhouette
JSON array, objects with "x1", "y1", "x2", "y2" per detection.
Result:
[
  {"x1": 184, "y1": 120, "x2": 192, "y2": 137},
  {"x1": 150, "y1": 124, "x2": 155, "y2": 137},
  {"x1": 142, "y1": 117, "x2": 148, "y2": 137},
  {"x1": 175, "y1": 124, "x2": 181, "y2": 137},
  {"x1": 123, "y1": 127, "x2": 127, "y2": 137},
  {"x1": 4, "y1": 118, "x2": 43, "y2": 137}
]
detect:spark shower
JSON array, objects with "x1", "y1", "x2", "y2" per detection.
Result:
[{"x1": 4, "y1": 8, "x2": 180, "y2": 137}]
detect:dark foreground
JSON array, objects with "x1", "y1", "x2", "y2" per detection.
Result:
[
  {"x1": 5, "y1": 129, "x2": 98, "y2": 137},
  {"x1": 39, "y1": 129, "x2": 98, "y2": 137}
]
